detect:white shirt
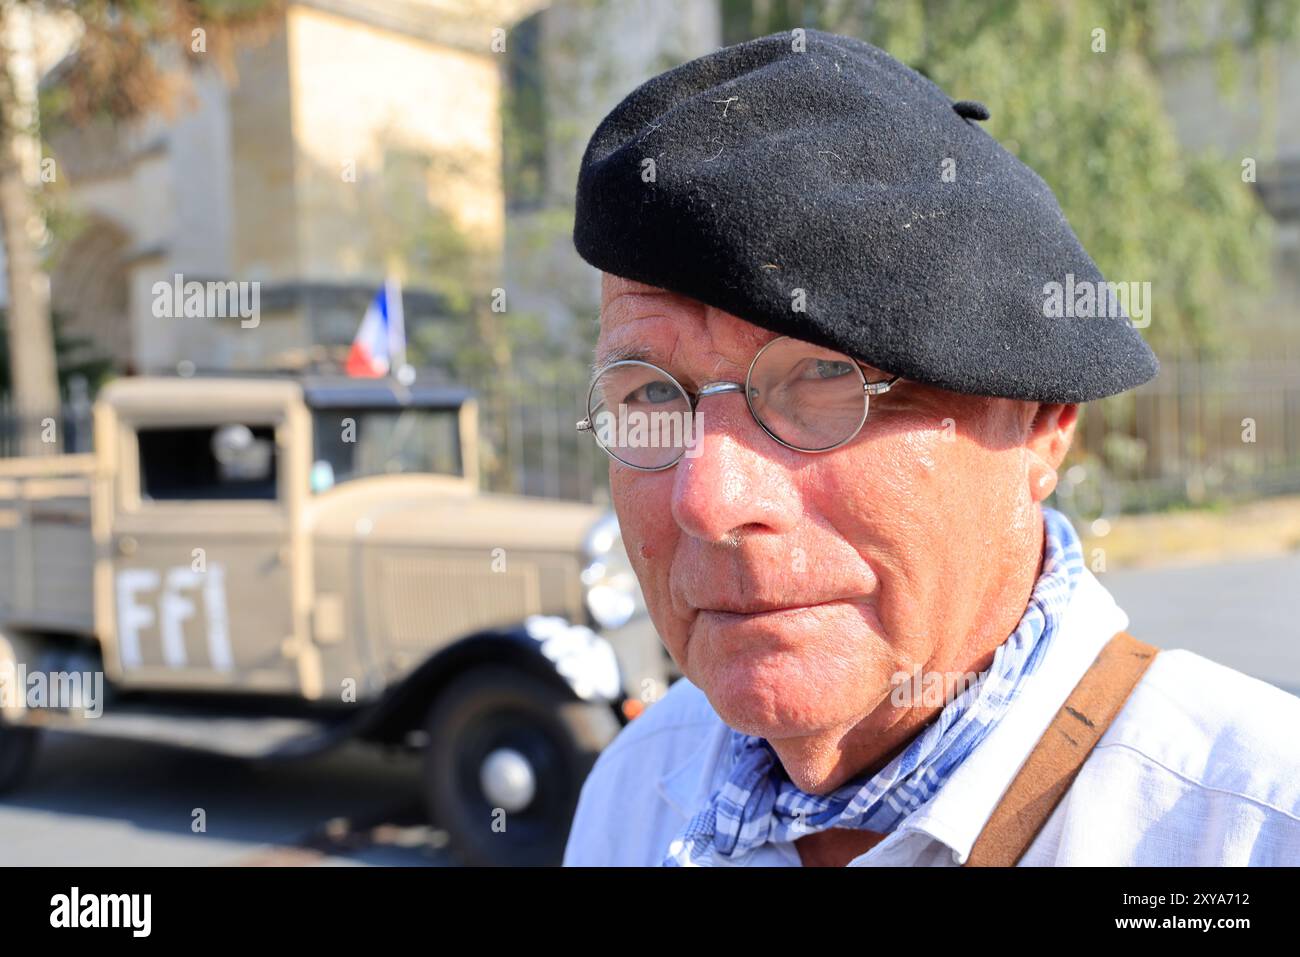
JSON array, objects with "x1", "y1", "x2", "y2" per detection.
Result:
[{"x1": 563, "y1": 567, "x2": 1300, "y2": 866}]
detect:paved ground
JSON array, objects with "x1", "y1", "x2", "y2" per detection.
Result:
[
  {"x1": 1102, "y1": 552, "x2": 1300, "y2": 697},
  {"x1": 0, "y1": 735, "x2": 454, "y2": 866},
  {"x1": 1, "y1": 553, "x2": 1296, "y2": 866}
]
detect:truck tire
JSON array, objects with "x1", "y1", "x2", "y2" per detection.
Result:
[
  {"x1": 422, "y1": 666, "x2": 619, "y2": 867},
  {"x1": 0, "y1": 722, "x2": 40, "y2": 795}
]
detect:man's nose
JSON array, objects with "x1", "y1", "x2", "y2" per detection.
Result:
[{"x1": 669, "y1": 393, "x2": 801, "y2": 544}]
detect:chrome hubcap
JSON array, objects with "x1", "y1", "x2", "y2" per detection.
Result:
[{"x1": 479, "y1": 747, "x2": 537, "y2": 812}]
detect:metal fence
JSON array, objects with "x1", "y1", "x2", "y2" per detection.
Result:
[
  {"x1": 465, "y1": 367, "x2": 611, "y2": 505},
  {"x1": 0, "y1": 380, "x2": 94, "y2": 458},
  {"x1": 1070, "y1": 358, "x2": 1300, "y2": 514}
]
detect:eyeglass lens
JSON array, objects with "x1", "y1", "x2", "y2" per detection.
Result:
[
  {"x1": 745, "y1": 337, "x2": 868, "y2": 452},
  {"x1": 588, "y1": 362, "x2": 693, "y2": 469}
]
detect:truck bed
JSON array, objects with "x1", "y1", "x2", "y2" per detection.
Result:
[{"x1": 0, "y1": 454, "x2": 96, "y2": 634}]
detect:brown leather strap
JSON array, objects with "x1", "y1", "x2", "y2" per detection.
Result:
[{"x1": 964, "y1": 630, "x2": 1159, "y2": 867}]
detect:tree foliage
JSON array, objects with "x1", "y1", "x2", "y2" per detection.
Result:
[{"x1": 36, "y1": 0, "x2": 283, "y2": 125}]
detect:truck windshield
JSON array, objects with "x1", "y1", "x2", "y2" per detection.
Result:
[{"x1": 311, "y1": 406, "x2": 462, "y2": 491}]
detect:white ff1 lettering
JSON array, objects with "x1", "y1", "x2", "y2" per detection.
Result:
[{"x1": 115, "y1": 564, "x2": 233, "y2": 671}]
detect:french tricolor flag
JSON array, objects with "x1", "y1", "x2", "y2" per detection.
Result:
[{"x1": 346, "y1": 278, "x2": 406, "y2": 377}]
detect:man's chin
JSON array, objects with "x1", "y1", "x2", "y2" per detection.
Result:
[{"x1": 694, "y1": 654, "x2": 859, "y2": 740}]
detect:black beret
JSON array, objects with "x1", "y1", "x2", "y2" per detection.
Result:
[{"x1": 573, "y1": 29, "x2": 1159, "y2": 403}]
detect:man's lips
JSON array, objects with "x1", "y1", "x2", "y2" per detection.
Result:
[{"x1": 694, "y1": 596, "x2": 861, "y2": 617}]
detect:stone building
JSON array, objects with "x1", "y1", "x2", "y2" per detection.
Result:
[{"x1": 37, "y1": 0, "x2": 542, "y2": 375}]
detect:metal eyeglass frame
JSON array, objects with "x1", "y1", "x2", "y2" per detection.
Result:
[{"x1": 575, "y1": 335, "x2": 901, "y2": 471}]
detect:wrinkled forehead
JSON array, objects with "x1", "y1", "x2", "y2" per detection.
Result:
[
  {"x1": 600, "y1": 273, "x2": 671, "y2": 308},
  {"x1": 597, "y1": 274, "x2": 780, "y2": 367},
  {"x1": 596, "y1": 273, "x2": 902, "y2": 384}
]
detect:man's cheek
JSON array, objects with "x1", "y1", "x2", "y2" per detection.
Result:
[
  {"x1": 883, "y1": 427, "x2": 1000, "y2": 514},
  {"x1": 612, "y1": 477, "x2": 676, "y2": 603},
  {"x1": 623, "y1": 529, "x2": 660, "y2": 594}
]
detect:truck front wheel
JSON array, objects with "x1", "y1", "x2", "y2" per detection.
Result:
[
  {"x1": 0, "y1": 721, "x2": 40, "y2": 795},
  {"x1": 422, "y1": 666, "x2": 619, "y2": 867}
]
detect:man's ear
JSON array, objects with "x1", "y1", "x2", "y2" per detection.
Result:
[{"x1": 1025, "y1": 402, "x2": 1079, "y2": 502}]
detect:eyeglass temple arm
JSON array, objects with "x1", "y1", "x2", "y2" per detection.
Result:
[{"x1": 865, "y1": 375, "x2": 901, "y2": 396}]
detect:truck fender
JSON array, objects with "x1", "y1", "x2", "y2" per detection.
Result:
[
  {"x1": 356, "y1": 615, "x2": 627, "y2": 745},
  {"x1": 414, "y1": 615, "x2": 622, "y2": 705},
  {"x1": 513, "y1": 614, "x2": 623, "y2": 703}
]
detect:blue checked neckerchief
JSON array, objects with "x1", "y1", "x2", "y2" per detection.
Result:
[{"x1": 663, "y1": 505, "x2": 1085, "y2": 867}]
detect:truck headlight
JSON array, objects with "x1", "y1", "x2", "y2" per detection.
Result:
[{"x1": 581, "y1": 512, "x2": 645, "y2": 631}]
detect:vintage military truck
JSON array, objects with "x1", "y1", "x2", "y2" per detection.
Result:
[{"x1": 0, "y1": 374, "x2": 670, "y2": 866}]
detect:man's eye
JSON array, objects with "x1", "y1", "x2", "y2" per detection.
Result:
[
  {"x1": 793, "y1": 358, "x2": 855, "y2": 380},
  {"x1": 625, "y1": 380, "x2": 680, "y2": 404}
]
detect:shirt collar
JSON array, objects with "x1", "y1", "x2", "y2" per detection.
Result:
[
  {"x1": 656, "y1": 715, "x2": 729, "y2": 820},
  {"x1": 655, "y1": 565, "x2": 1130, "y2": 860}
]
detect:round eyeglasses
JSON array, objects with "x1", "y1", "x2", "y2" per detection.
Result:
[{"x1": 576, "y1": 336, "x2": 901, "y2": 470}]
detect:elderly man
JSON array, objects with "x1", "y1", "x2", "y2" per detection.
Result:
[{"x1": 561, "y1": 30, "x2": 1300, "y2": 867}]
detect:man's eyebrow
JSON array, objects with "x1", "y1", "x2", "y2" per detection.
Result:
[{"x1": 592, "y1": 343, "x2": 658, "y2": 376}]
